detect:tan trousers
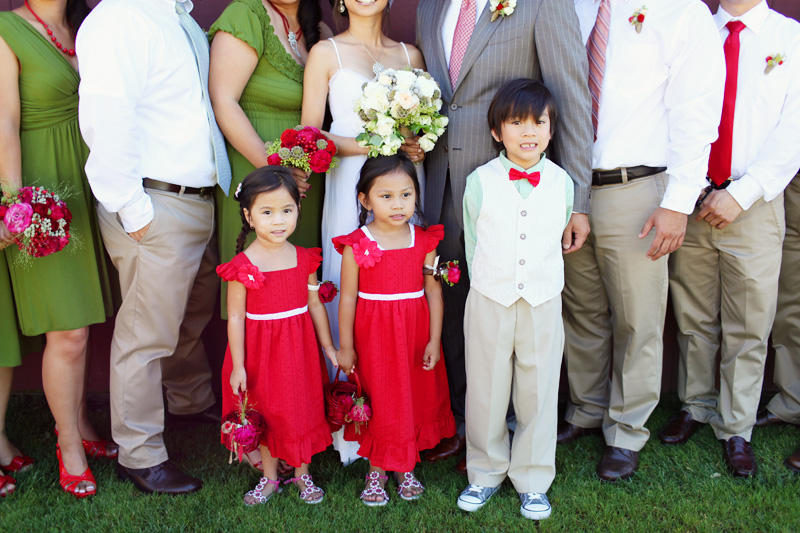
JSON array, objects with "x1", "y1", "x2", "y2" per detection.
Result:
[
  {"x1": 562, "y1": 174, "x2": 668, "y2": 451},
  {"x1": 767, "y1": 173, "x2": 800, "y2": 424},
  {"x1": 98, "y1": 189, "x2": 216, "y2": 468},
  {"x1": 670, "y1": 196, "x2": 784, "y2": 440},
  {"x1": 464, "y1": 291, "x2": 563, "y2": 493}
]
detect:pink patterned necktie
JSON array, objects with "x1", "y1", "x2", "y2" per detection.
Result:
[
  {"x1": 586, "y1": 0, "x2": 610, "y2": 138},
  {"x1": 449, "y1": 0, "x2": 477, "y2": 88}
]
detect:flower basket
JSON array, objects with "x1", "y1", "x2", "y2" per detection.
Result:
[
  {"x1": 221, "y1": 391, "x2": 266, "y2": 464},
  {"x1": 325, "y1": 368, "x2": 372, "y2": 434}
]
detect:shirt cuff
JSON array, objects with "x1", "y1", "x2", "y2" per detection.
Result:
[
  {"x1": 115, "y1": 190, "x2": 154, "y2": 233},
  {"x1": 660, "y1": 177, "x2": 702, "y2": 215},
  {"x1": 726, "y1": 175, "x2": 765, "y2": 211}
]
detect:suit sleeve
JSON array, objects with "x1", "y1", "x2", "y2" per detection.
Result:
[{"x1": 533, "y1": 0, "x2": 594, "y2": 214}]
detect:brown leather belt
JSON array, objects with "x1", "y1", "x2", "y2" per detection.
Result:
[
  {"x1": 592, "y1": 166, "x2": 667, "y2": 187},
  {"x1": 142, "y1": 178, "x2": 212, "y2": 196}
]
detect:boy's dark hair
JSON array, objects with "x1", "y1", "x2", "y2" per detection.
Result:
[
  {"x1": 356, "y1": 153, "x2": 425, "y2": 227},
  {"x1": 234, "y1": 166, "x2": 301, "y2": 254},
  {"x1": 487, "y1": 78, "x2": 558, "y2": 153}
]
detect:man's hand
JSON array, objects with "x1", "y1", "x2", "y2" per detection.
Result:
[
  {"x1": 562, "y1": 213, "x2": 590, "y2": 254},
  {"x1": 696, "y1": 189, "x2": 743, "y2": 230},
  {"x1": 290, "y1": 167, "x2": 311, "y2": 198},
  {"x1": 639, "y1": 207, "x2": 687, "y2": 261},
  {"x1": 399, "y1": 135, "x2": 425, "y2": 164},
  {"x1": 128, "y1": 221, "x2": 152, "y2": 243}
]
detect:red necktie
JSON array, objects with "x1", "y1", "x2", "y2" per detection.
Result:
[
  {"x1": 708, "y1": 20, "x2": 746, "y2": 186},
  {"x1": 509, "y1": 168, "x2": 541, "y2": 187},
  {"x1": 586, "y1": 0, "x2": 611, "y2": 139},
  {"x1": 449, "y1": 0, "x2": 476, "y2": 89}
]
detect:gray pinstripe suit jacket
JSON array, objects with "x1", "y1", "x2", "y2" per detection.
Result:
[{"x1": 416, "y1": 0, "x2": 593, "y2": 227}]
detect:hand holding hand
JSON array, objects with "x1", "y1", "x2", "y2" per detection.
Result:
[
  {"x1": 696, "y1": 189, "x2": 743, "y2": 230},
  {"x1": 337, "y1": 347, "x2": 357, "y2": 375},
  {"x1": 230, "y1": 366, "x2": 247, "y2": 395},
  {"x1": 422, "y1": 341, "x2": 441, "y2": 370},
  {"x1": 639, "y1": 207, "x2": 687, "y2": 261}
]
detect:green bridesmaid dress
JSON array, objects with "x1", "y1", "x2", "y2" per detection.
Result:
[
  {"x1": 0, "y1": 12, "x2": 112, "y2": 337},
  {"x1": 210, "y1": 0, "x2": 324, "y2": 317}
]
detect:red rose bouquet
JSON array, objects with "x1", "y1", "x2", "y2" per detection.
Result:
[
  {"x1": 221, "y1": 391, "x2": 267, "y2": 464},
  {"x1": 0, "y1": 185, "x2": 73, "y2": 260},
  {"x1": 424, "y1": 256, "x2": 461, "y2": 286},
  {"x1": 265, "y1": 126, "x2": 339, "y2": 174}
]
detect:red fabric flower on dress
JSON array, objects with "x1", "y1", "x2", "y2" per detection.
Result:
[
  {"x1": 237, "y1": 264, "x2": 265, "y2": 289},
  {"x1": 352, "y1": 237, "x2": 383, "y2": 268}
]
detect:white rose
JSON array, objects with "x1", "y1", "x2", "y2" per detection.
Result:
[
  {"x1": 502, "y1": 5, "x2": 514, "y2": 15},
  {"x1": 386, "y1": 135, "x2": 403, "y2": 151},
  {"x1": 394, "y1": 70, "x2": 417, "y2": 89},
  {"x1": 435, "y1": 115, "x2": 449, "y2": 127},
  {"x1": 507, "y1": 0, "x2": 517, "y2": 7},
  {"x1": 418, "y1": 133, "x2": 437, "y2": 152},
  {"x1": 380, "y1": 144, "x2": 395, "y2": 156},
  {"x1": 395, "y1": 90, "x2": 420, "y2": 111},
  {"x1": 377, "y1": 74, "x2": 392, "y2": 86},
  {"x1": 375, "y1": 115, "x2": 396, "y2": 138},
  {"x1": 432, "y1": 98, "x2": 443, "y2": 110},
  {"x1": 417, "y1": 115, "x2": 432, "y2": 127}
]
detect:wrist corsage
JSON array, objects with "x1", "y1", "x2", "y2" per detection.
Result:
[
  {"x1": 765, "y1": 53, "x2": 786, "y2": 75},
  {"x1": 424, "y1": 256, "x2": 461, "y2": 286},
  {"x1": 628, "y1": 5, "x2": 647, "y2": 33},
  {"x1": 489, "y1": 0, "x2": 516, "y2": 22},
  {"x1": 318, "y1": 281, "x2": 339, "y2": 303}
]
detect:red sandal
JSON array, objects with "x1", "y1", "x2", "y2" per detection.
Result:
[
  {"x1": 56, "y1": 446, "x2": 96, "y2": 499},
  {"x1": 0, "y1": 474, "x2": 16, "y2": 497},
  {"x1": 55, "y1": 427, "x2": 118, "y2": 459},
  {"x1": 0, "y1": 454, "x2": 33, "y2": 473}
]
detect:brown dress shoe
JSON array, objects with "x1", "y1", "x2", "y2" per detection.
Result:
[
  {"x1": 754, "y1": 409, "x2": 788, "y2": 428},
  {"x1": 425, "y1": 434, "x2": 465, "y2": 463},
  {"x1": 597, "y1": 446, "x2": 639, "y2": 482},
  {"x1": 658, "y1": 410, "x2": 702, "y2": 445},
  {"x1": 721, "y1": 437, "x2": 756, "y2": 477},
  {"x1": 454, "y1": 457, "x2": 467, "y2": 475},
  {"x1": 556, "y1": 421, "x2": 601, "y2": 445},
  {"x1": 785, "y1": 446, "x2": 800, "y2": 473},
  {"x1": 118, "y1": 461, "x2": 203, "y2": 494}
]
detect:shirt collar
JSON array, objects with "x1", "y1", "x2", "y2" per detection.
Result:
[
  {"x1": 499, "y1": 151, "x2": 547, "y2": 174},
  {"x1": 174, "y1": 0, "x2": 195, "y2": 14},
  {"x1": 716, "y1": 0, "x2": 768, "y2": 35}
]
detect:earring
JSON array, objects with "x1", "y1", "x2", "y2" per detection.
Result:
[{"x1": 339, "y1": 0, "x2": 345, "y2": 13}]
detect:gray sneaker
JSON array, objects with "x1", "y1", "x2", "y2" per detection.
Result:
[
  {"x1": 457, "y1": 484, "x2": 500, "y2": 512},
  {"x1": 519, "y1": 492, "x2": 551, "y2": 520}
]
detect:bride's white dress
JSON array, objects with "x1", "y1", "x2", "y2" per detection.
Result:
[{"x1": 321, "y1": 39, "x2": 425, "y2": 464}]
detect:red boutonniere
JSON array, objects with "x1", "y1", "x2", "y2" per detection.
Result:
[
  {"x1": 489, "y1": 0, "x2": 516, "y2": 22},
  {"x1": 352, "y1": 237, "x2": 383, "y2": 268},
  {"x1": 318, "y1": 281, "x2": 339, "y2": 303},
  {"x1": 237, "y1": 264, "x2": 265, "y2": 290},
  {"x1": 765, "y1": 53, "x2": 786, "y2": 75},
  {"x1": 424, "y1": 257, "x2": 461, "y2": 286},
  {"x1": 628, "y1": 6, "x2": 647, "y2": 33}
]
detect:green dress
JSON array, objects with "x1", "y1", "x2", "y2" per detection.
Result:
[
  {"x1": 209, "y1": 0, "x2": 324, "y2": 317},
  {"x1": 0, "y1": 12, "x2": 112, "y2": 338}
]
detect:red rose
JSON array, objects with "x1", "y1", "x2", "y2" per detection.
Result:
[
  {"x1": 267, "y1": 153, "x2": 282, "y2": 166},
  {"x1": 447, "y1": 265, "x2": 461, "y2": 285},
  {"x1": 628, "y1": 15, "x2": 634, "y2": 22},
  {"x1": 318, "y1": 281, "x2": 339, "y2": 303},
  {"x1": 33, "y1": 202, "x2": 48, "y2": 217},
  {"x1": 280, "y1": 128, "x2": 300, "y2": 148},
  {"x1": 50, "y1": 203, "x2": 65, "y2": 221},
  {"x1": 297, "y1": 129, "x2": 318, "y2": 153},
  {"x1": 325, "y1": 139, "x2": 337, "y2": 156},
  {"x1": 309, "y1": 150, "x2": 333, "y2": 173},
  {"x1": 767, "y1": 56, "x2": 773, "y2": 62},
  {"x1": 637, "y1": 13, "x2": 645, "y2": 22}
]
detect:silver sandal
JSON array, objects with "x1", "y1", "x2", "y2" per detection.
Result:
[
  {"x1": 396, "y1": 471, "x2": 425, "y2": 501},
  {"x1": 360, "y1": 471, "x2": 389, "y2": 507},
  {"x1": 244, "y1": 477, "x2": 282, "y2": 506},
  {"x1": 284, "y1": 473, "x2": 324, "y2": 505}
]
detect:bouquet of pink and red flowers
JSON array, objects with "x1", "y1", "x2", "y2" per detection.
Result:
[
  {"x1": 0, "y1": 185, "x2": 72, "y2": 258},
  {"x1": 265, "y1": 126, "x2": 339, "y2": 174},
  {"x1": 221, "y1": 391, "x2": 267, "y2": 464}
]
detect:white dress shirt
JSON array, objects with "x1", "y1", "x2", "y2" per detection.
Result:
[
  {"x1": 715, "y1": 2, "x2": 800, "y2": 211},
  {"x1": 574, "y1": 0, "x2": 726, "y2": 214},
  {"x1": 441, "y1": 0, "x2": 490, "y2": 67},
  {"x1": 78, "y1": 0, "x2": 216, "y2": 232}
]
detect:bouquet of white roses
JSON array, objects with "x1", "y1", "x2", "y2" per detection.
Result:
[{"x1": 354, "y1": 67, "x2": 449, "y2": 157}]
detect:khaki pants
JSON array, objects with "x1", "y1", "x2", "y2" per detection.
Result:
[
  {"x1": 98, "y1": 189, "x2": 216, "y2": 468},
  {"x1": 562, "y1": 174, "x2": 668, "y2": 451},
  {"x1": 767, "y1": 174, "x2": 800, "y2": 423},
  {"x1": 464, "y1": 291, "x2": 563, "y2": 493},
  {"x1": 670, "y1": 196, "x2": 784, "y2": 440}
]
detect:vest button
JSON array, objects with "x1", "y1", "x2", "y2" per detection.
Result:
[
  {"x1": 520, "y1": 234, "x2": 526, "y2": 240},
  {"x1": 518, "y1": 283, "x2": 524, "y2": 290},
  {"x1": 519, "y1": 259, "x2": 525, "y2": 265},
  {"x1": 521, "y1": 210, "x2": 527, "y2": 216}
]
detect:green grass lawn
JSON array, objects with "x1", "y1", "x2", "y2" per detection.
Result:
[{"x1": 2, "y1": 394, "x2": 799, "y2": 532}]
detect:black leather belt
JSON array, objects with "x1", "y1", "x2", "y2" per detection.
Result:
[
  {"x1": 143, "y1": 178, "x2": 212, "y2": 196},
  {"x1": 592, "y1": 166, "x2": 667, "y2": 186}
]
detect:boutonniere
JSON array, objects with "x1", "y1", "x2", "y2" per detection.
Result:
[
  {"x1": 489, "y1": 0, "x2": 516, "y2": 22},
  {"x1": 424, "y1": 256, "x2": 461, "y2": 286},
  {"x1": 628, "y1": 5, "x2": 648, "y2": 33},
  {"x1": 352, "y1": 237, "x2": 383, "y2": 268},
  {"x1": 764, "y1": 53, "x2": 786, "y2": 75}
]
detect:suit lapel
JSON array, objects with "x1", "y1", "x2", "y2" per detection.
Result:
[
  {"x1": 452, "y1": 1, "x2": 503, "y2": 95},
  {"x1": 427, "y1": 0, "x2": 453, "y2": 102}
]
